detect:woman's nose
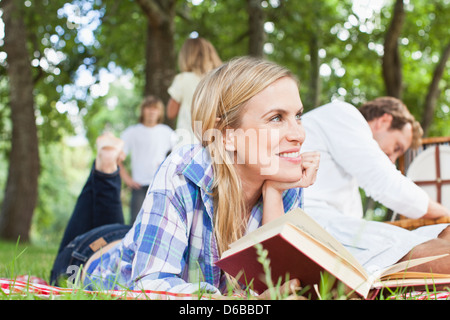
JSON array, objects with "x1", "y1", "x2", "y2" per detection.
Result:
[{"x1": 286, "y1": 121, "x2": 305, "y2": 143}]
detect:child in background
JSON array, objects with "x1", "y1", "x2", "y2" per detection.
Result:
[
  {"x1": 119, "y1": 96, "x2": 177, "y2": 223},
  {"x1": 167, "y1": 37, "x2": 222, "y2": 148}
]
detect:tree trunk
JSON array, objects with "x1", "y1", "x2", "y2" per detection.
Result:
[
  {"x1": 0, "y1": 0, "x2": 40, "y2": 242},
  {"x1": 382, "y1": 0, "x2": 405, "y2": 99},
  {"x1": 421, "y1": 43, "x2": 450, "y2": 136},
  {"x1": 247, "y1": 0, "x2": 265, "y2": 57},
  {"x1": 136, "y1": 0, "x2": 177, "y2": 127}
]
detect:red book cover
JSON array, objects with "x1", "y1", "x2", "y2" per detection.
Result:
[
  {"x1": 216, "y1": 209, "x2": 450, "y2": 299},
  {"x1": 216, "y1": 232, "x2": 327, "y2": 295}
]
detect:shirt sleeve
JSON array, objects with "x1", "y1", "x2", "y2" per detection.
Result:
[
  {"x1": 120, "y1": 127, "x2": 132, "y2": 156},
  {"x1": 125, "y1": 190, "x2": 220, "y2": 295},
  {"x1": 318, "y1": 103, "x2": 429, "y2": 218},
  {"x1": 167, "y1": 74, "x2": 184, "y2": 103}
]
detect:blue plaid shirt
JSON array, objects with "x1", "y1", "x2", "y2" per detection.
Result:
[{"x1": 85, "y1": 144, "x2": 304, "y2": 295}]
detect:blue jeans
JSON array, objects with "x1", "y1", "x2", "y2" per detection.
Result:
[
  {"x1": 130, "y1": 185, "x2": 148, "y2": 224},
  {"x1": 50, "y1": 223, "x2": 130, "y2": 286},
  {"x1": 56, "y1": 163, "x2": 125, "y2": 254},
  {"x1": 50, "y1": 162, "x2": 130, "y2": 285}
]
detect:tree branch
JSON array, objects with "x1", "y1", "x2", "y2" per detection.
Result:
[
  {"x1": 382, "y1": 0, "x2": 405, "y2": 98},
  {"x1": 135, "y1": 0, "x2": 176, "y2": 27}
]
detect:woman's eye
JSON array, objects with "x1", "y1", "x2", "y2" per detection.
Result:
[
  {"x1": 270, "y1": 115, "x2": 282, "y2": 122},
  {"x1": 296, "y1": 113, "x2": 302, "y2": 121}
]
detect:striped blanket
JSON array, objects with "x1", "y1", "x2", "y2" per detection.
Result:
[
  {"x1": 0, "y1": 276, "x2": 235, "y2": 300},
  {"x1": 2, "y1": 276, "x2": 449, "y2": 300}
]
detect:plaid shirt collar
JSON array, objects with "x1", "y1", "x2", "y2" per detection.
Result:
[{"x1": 178, "y1": 144, "x2": 214, "y2": 191}]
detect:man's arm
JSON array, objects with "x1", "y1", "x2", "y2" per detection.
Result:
[{"x1": 423, "y1": 200, "x2": 450, "y2": 219}]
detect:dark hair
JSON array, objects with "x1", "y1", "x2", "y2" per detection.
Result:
[{"x1": 359, "y1": 96, "x2": 423, "y2": 149}]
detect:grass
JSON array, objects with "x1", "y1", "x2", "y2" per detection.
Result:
[
  {"x1": 0, "y1": 238, "x2": 324, "y2": 300},
  {"x1": 0, "y1": 239, "x2": 58, "y2": 282},
  {"x1": 0, "y1": 239, "x2": 129, "y2": 300},
  {"x1": 1, "y1": 239, "x2": 449, "y2": 301}
]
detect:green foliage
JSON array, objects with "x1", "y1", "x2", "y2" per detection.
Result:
[
  {"x1": 83, "y1": 77, "x2": 143, "y2": 145},
  {"x1": 90, "y1": 0, "x2": 147, "y2": 74},
  {"x1": 31, "y1": 141, "x2": 92, "y2": 244},
  {"x1": 265, "y1": 0, "x2": 357, "y2": 110},
  {"x1": 176, "y1": 0, "x2": 249, "y2": 61},
  {"x1": 0, "y1": 239, "x2": 58, "y2": 282},
  {"x1": 22, "y1": 1, "x2": 81, "y2": 142},
  {"x1": 0, "y1": 0, "x2": 449, "y2": 247},
  {"x1": 399, "y1": 0, "x2": 450, "y2": 135}
]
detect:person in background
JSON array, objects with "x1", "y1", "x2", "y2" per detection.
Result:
[
  {"x1": 300, "y1": 97, "x2": 450, "y2": 276},
  {"x1": 78, "y1": 56, "x2": 319, "y2": 296},
  {"x1": 120, "y1": 95, "x2": 177, "y2": 223},
  {"x1": 167, "y1": 37, "x2": 222, "y2": 148},
  {"x1": 300, "y1": 97, "x2": 450, "y2": 221},
  {"x1": 51, "y1": 132, "x2": 130, "y2": 286},
  {"x1": 52, "y1": 57, "x2": 450, "y2": 298}
]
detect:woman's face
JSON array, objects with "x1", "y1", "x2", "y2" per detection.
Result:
[{"x1": 227, "y1": 76, "x2": 305, "y2": 184}]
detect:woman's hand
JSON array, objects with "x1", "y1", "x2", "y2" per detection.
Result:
[
  {"x1": 261, "y1": 151, "x2": 320, "y2": 224},
  {"x1": 263, "y1": 151, "x2": 320, "y2": 193},
  {"x1": 297, "y1": 151, "x2": 320, "y2": 188}
]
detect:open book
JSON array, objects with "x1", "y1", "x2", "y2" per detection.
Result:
[{"x1": 215, "y1": 208, "x2": 450, "y2": 299}]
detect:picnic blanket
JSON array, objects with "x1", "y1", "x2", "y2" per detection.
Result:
[
  {"x1": 0, "y1": 276, "x2": 236, "y2": 300},
  {"x1": 2, "y1": 276, "x2": 450, "y2": 300}
]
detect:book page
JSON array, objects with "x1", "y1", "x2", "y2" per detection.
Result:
[
  {"x1": 227, "y1": 208, "x2": 367, "y2": 276},
  {"x1": 378, "y1": 254, "x2": 449, "y2": 278},
  {"x1": 220, "y1": 208, "x2": 374, "y2": 297},
  {"x1": 380, "y1": 271, "x2": 450, "y2": 280},
  {"x1": 373, "y1": 277, "x2": 450, "y2": 289}
]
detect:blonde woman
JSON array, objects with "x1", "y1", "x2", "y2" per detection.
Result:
[
  {"x1": 52, "y1": 57, "x2": 450, "y2": 296},
  {"x1": 167, "y1": 37, "x2": 222, "y2": 147},
  {"x1": 63, "y1": 56, "x2": 318, "y2": 296}
]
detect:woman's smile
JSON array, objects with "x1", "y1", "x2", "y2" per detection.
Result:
[{"x1": 277, "y1": 148, "x2": 302, "y2": 163}]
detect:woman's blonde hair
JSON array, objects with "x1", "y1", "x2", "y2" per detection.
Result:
[
  {"x1": 138, "y1": 95, "x2": 165, "y2": 124},
  {"x1": 191, "y1": 56, "x2": 297, "y2": 254},
  {"x1": 178, "y1": 37, "x2": 222, "y2": 75}
]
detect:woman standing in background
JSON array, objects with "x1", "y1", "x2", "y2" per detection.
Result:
[{"x1": 167, "y1": 37, "x2": 222, "y2": 148}]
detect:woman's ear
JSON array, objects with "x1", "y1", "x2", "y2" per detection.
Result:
[{"x1": 223, "y1": 128, "x2": 236, "y2": 152}]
